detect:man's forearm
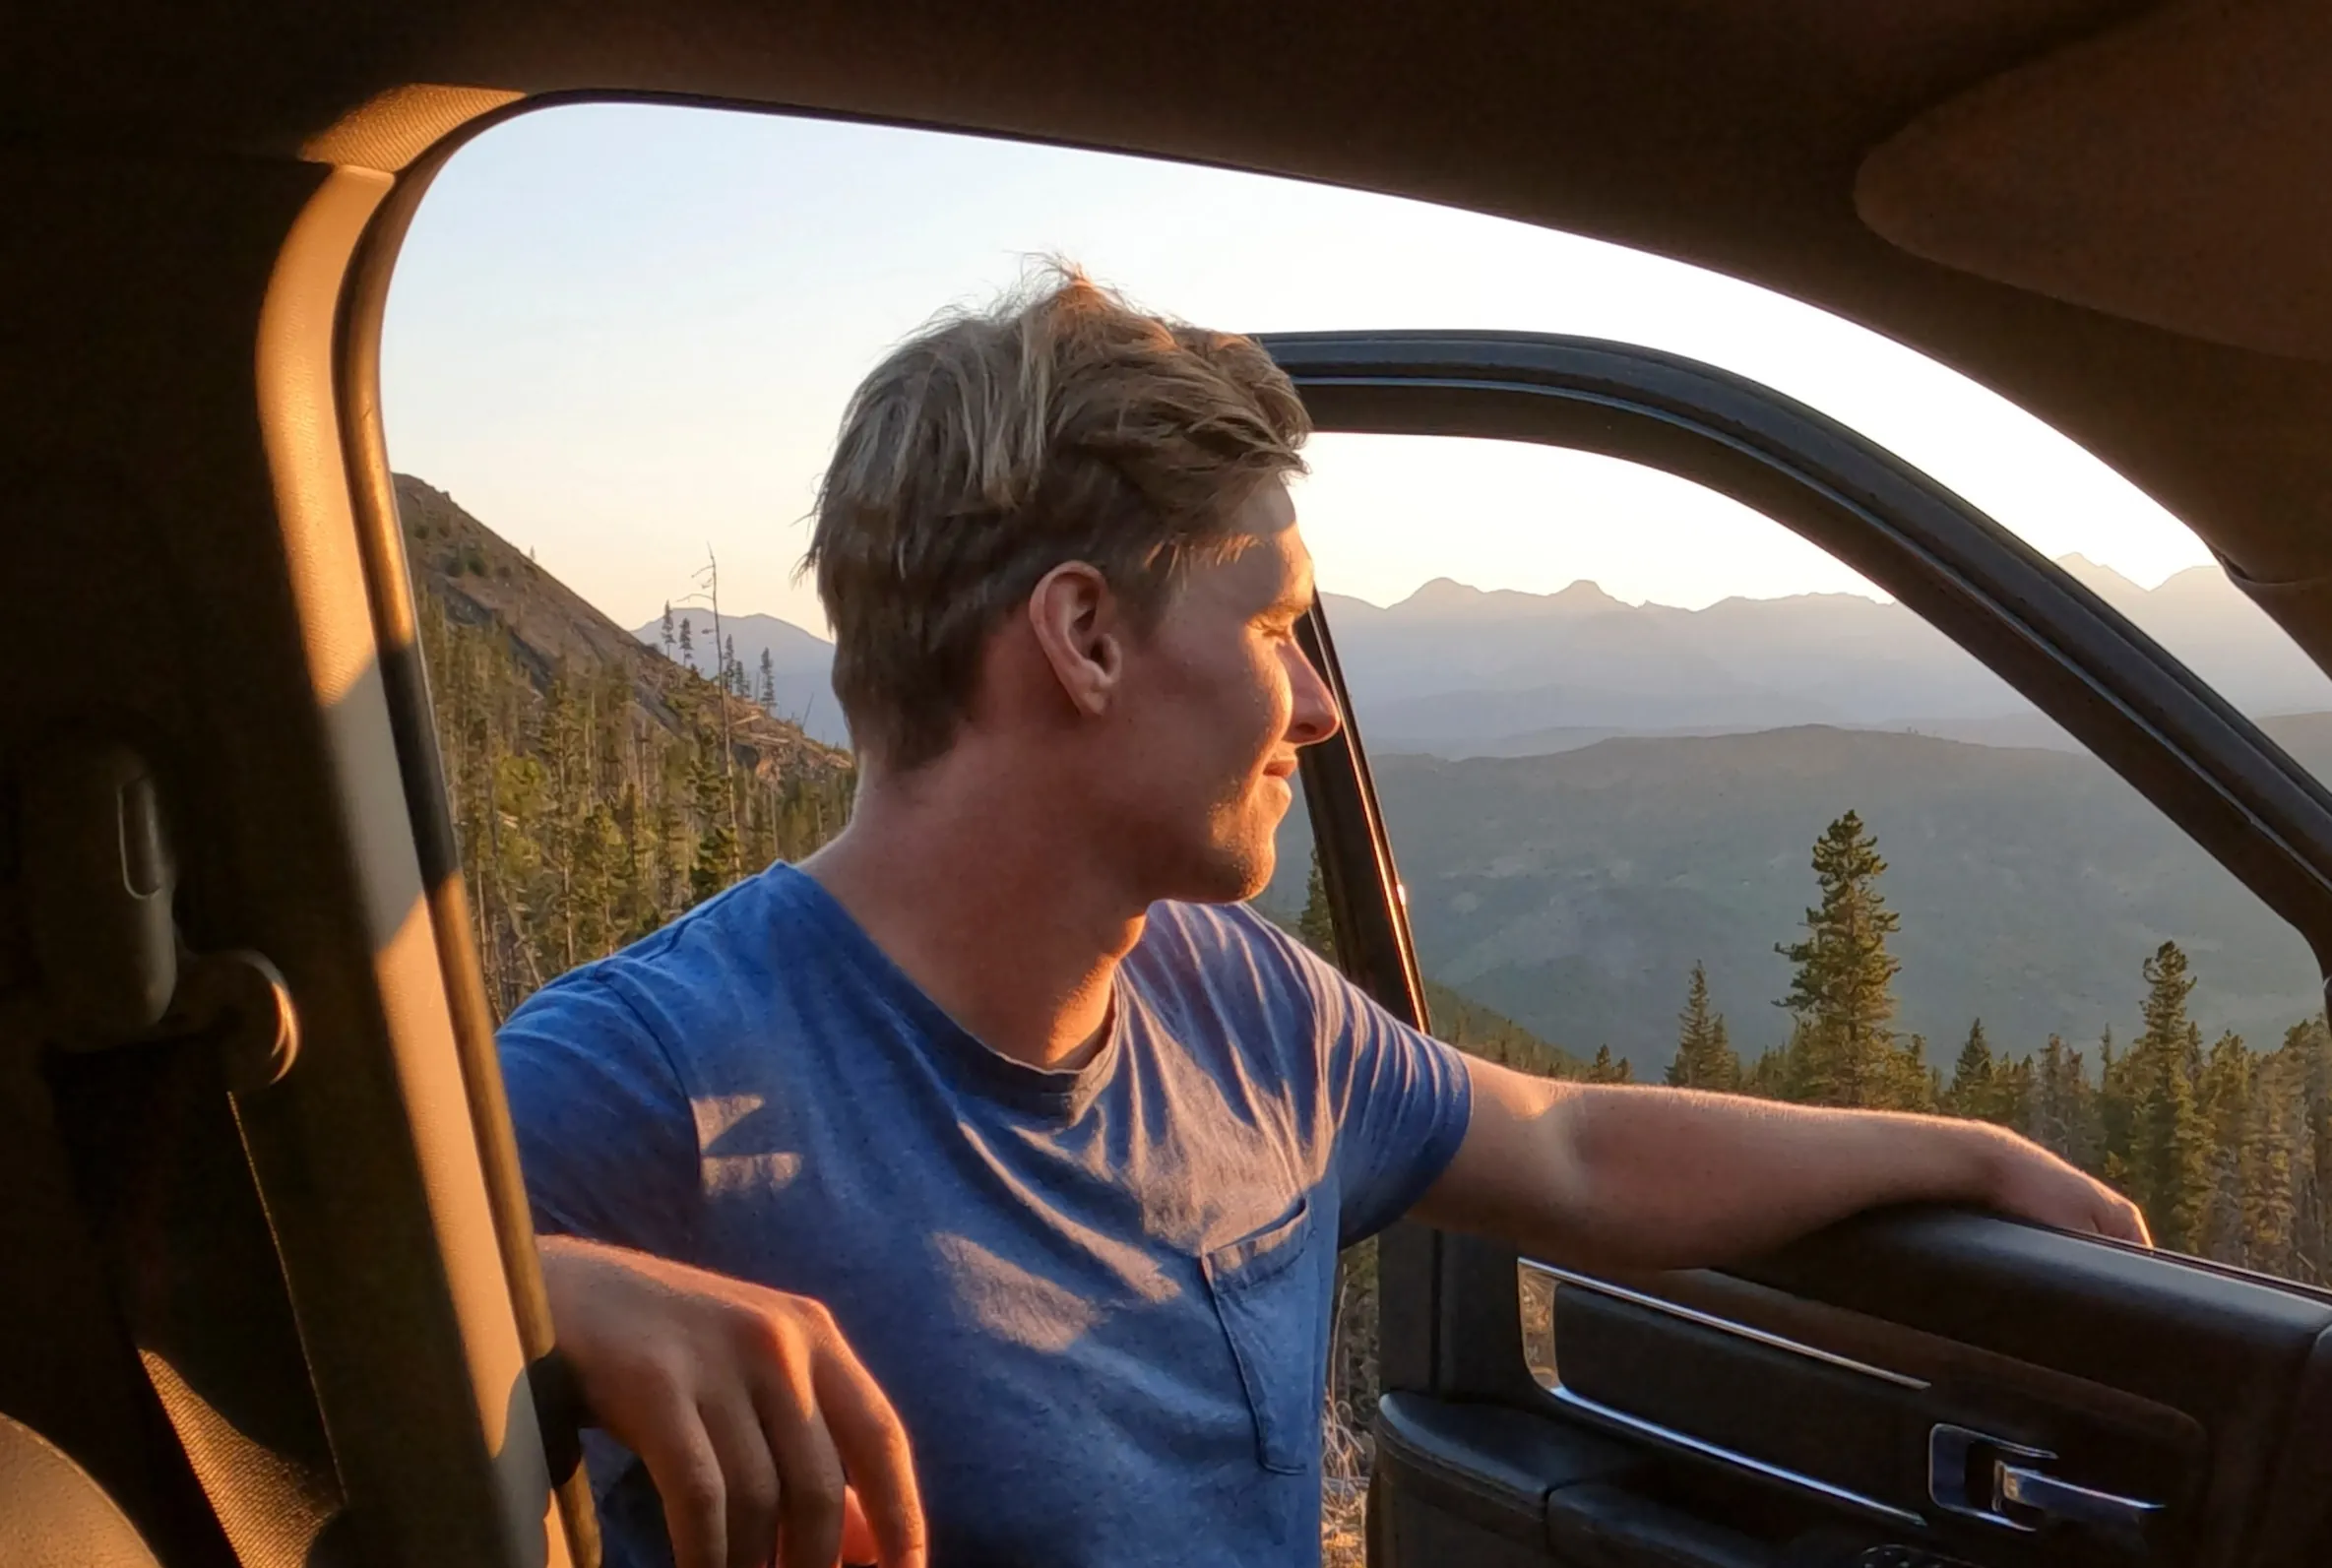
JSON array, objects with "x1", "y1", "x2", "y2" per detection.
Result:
[
  {"x1": 1418, "y1": 1061, "x2": 2145, "y2": 1275},
  {"x1": 1541, "y1": 1086, "x2": 2014, "y2": 1271}
]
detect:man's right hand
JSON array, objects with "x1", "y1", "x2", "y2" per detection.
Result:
[{"x1": 537, "y1": 1235, "x2": 925, "y2": 1568}]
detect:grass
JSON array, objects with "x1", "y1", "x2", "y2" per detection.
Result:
[{"x1": 1320, "y1": 1242, "x2": 1379, "y2": 1568}]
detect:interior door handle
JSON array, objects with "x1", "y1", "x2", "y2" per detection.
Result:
[
  {"x1": 1995, "y1": 1462, "x2": 2165, "y2": 1535},
  {"x1": 1929, "y1": 1423, "x2": 2164, "y2": 1544}
]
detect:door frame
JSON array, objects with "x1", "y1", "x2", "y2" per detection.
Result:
[
  {"x1": 1265, "y1": 331, "x2": 2332, "y2": 1560},
  {"x1": 1269, "y1": 331, "x2": 2332, "y2": 959}
]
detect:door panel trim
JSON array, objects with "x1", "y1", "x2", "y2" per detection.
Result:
[
  {"x1": 1544, "y1": 1383, "x2": 1929, "y2": 1530},
  {"x1": 1521, "y1": 1260, "x2": 1929, "y2": 1391}
]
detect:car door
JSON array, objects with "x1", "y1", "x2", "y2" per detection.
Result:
[{"x1": 1264, "y1": 330, "x2": 2332, "y2": 1568}]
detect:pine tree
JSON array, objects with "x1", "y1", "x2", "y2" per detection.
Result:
[
  {"x1": 2240, "y1": 1068, "x2": 2300, "y2": 1275},
  {"x1": 2025, "y1": 1035, "x2": 2100, "y2": 1169},
  {"x1": 759, "y1": 648, "x2": 777, "y2": 710},
  {"x1": 1944, "y1": 1019, "x2": 1997, "y2": 1120},
  {"x1": 1889, "y1": 1032, "x2": 1939, "y2": 1113},
  {"x1": 2098, "y1": 1028, "x2": 2135, "y2": 1176},
  {"x1": 411, "y1": 577, "x2": 851, "y2": 1024},
  {"x1": 2241, "y1": 1024, "x2": 2319, "y2": 1277},
  {"x1": 677, "y1": 616, "x2": 696, "y2": 673},
  {"x1": 685, "y1": 726, "x2": 738, "y2": 907},
  {"x1": 1742, "y1": 1047, "x2": 1791, "y2": 1099},
  {"x1": 661, "y1": 601, "x2": 675, "y2": 658},
  {"x1": 1668, "y1": 962, "x2": 1740, "y2": 1090},
  {"x1": 1994, "y1": 1056, "x2": 2035, "y2": 1135},
  {"x1": 1588, "y1": 1045, "x2": 1633, "y2": 1084},
  {"x1": 2127, "y1": 942, "x2": 2212, "y2": 1252},
  {"x1": 1297, "y1": 847, "x2": 1338, "y2": 962},
  {"x1": 2187, "y1": 1030, "x2": 2255, "y2": 1264},
  {"x1": 2288, "y1": 1018, "x2": 2332, "y2": 1282},
  {"x1": 1776, "y1": 811, "x2": 1905, "y2": 1108}
]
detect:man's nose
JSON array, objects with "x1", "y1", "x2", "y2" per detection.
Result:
[{"x1": 1286, "y1": 644, "x2": 1343, "y2": 747}]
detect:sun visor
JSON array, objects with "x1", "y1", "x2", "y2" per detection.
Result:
[{"x1": 1856, "y1": 0, "x2": 2332, "y2": 363}]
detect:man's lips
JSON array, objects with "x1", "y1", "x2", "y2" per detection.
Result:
[{"x1": 1262, "y1": 756, "x2": 1299, "y2": 781}]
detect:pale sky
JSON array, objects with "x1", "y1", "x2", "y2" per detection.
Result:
[{"x1": 382, "y1": 102, "x2": 2215, "y2": 638}]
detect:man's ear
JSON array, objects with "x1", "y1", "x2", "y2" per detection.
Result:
[{"x1": 1026, "y1": 561, "x2": 1123, "y2": 717}]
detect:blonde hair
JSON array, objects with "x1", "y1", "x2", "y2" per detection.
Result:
[{"x1": 805, "y1": 267, "x2": 1310, "y2": 769}]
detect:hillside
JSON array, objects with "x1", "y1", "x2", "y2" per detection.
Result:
[
  {"x1": 395, "y1": 474, "x2": 853, "y2": 1015},
  {"x1": 400, "y1": 475, "x2": 849, "y2": 788},
  {"x1": 1421, "y1": 977, "x2": 1585, "y2": 1080},
  {"x1": 1273, "y1": 723, "x2": 2332, "y2": 1072}
]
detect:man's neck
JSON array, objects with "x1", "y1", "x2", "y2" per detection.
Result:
[{"x1": 802, "y1": 763, "x2": 1145, "y2": 1072}]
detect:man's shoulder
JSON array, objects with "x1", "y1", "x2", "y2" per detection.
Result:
[
  {"x1": 1137, "y1": 897, "x2": 1305, "y2": 959},
  {"x1": 505, "y1": 863, "x2": 829, "y2": 1046},
  {"x1": 1127, "y1": 899, "x2": 1336, "y2": 1018}
]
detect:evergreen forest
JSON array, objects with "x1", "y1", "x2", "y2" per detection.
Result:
[
  {"x1": 1298, "y1": 806, "x2": 2332, "y2": 1284},
  {"x1": 1691, "y1": 809, "x2": 2332, "y2": 1280},
  {"x1": 401, "y1": 474, "x2": 855, "y2": 1020}
]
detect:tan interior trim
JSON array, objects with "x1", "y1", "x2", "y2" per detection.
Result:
[
  {"x1": 302, "y1": 86, "x2": 527, "y2": 174},
  {"x1": 1857, "y1": 0, "x2": 2332, "y2": 362},
  {"x1": 255, "y1": 163, "x2": 573, "y2": 1568}
]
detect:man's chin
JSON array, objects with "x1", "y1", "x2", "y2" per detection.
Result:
[
  {"x1": 1224, "y1": 837, "x2": 1281, "y2": 905},
  {"x1": 1172, "y1": 837, "x2": 1278, "y2": 908}
]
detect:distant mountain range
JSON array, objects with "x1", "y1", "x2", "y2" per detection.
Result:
[
  {"x1": 1269, "y1": 718, "x2": 2332, "y2": 1074},
  {"x1": 489, "y1": 507, "x2": 2332, "y2": 1078},
  {"x1": 1324, "y1": 556, "x2": 2332, "y2": 758},
  {"x1": 634, "y1": 554, "x2": 2331, "y2": 759}
]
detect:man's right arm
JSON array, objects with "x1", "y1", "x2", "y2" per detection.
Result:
[
  {"x1": 538, "y1": 1237, "x2": 921, "y2": 1568},
  {"x1": 499, "y1": 978, "x2": 924, "y2": 1568},
  {"x1": 1413, "y1": 1055, "x2": 2148, "y2": 1272}
]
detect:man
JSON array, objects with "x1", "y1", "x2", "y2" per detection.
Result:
[{"x1": 498, "y1": 272, "x2": 2148, "y2": 1568}]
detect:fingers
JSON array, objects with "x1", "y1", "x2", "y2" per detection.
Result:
[
  {"x1": 630, "y1": 1391, "x2": 730, "y2": 1568},
  {"x1": 841, "y1": 1488, "x2": 880, "y2": 1567},
  {"x1": 698, "y1": 1389, "x2": 783, "y2": 1568},
  {"x1": 538, "y1": 1242, "x2": 916, "y2": 1568},
  {"x1": 2101, "y1": 1188, "x2": 2153, "y2": 1246},
  {"x1": 748, "y1": 1342, "x2": 850, "y2": 1568},
  {"x1": 812, "y1": 1343, "x2": 926, "y2": 1568}
]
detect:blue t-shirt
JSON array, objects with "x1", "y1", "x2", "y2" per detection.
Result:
[{"x1": 498, "y1": 863, "x2": 1473, "y2": 1567}]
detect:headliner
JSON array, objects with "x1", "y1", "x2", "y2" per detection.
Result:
[{"x1": 15, "y1": 0, "x2": 2332, "y2": 635}]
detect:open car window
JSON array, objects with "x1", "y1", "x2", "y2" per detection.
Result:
[
  {"x1": 378, "y1": 102, "x2": 2332, "y2": 1568},
  {"x1": 1283, "y1": 432, "x2": 2330, "y2": 1200}
]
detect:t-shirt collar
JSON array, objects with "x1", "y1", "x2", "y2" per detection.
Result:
[{"x1": 775, "y1": 864, "x2": 1125, "y2": 1120}]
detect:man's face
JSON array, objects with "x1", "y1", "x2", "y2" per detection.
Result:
[{"x1": 1100, "y1": 477, "x2": 1342, "y2": 903}]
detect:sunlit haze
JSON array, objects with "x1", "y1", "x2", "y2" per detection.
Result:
[{"x1": 383, "y1": 103, "x2": 2215, "y2": 638}]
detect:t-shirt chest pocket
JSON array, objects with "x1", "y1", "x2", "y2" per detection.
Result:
[{"x1": 1200, "y1": 1195, "x2": 1327, "y2": 1475}]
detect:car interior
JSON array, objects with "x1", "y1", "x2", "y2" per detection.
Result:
[{"x1": 6, "y1": 3, "x2": 2332, "y2": 1566}]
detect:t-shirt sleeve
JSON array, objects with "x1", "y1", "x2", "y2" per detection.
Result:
[
  {"x1": 1321, "y1": 970, "x2": 1475, "y2": 1244},
  {"x1": 497, "y1": 970, "x2": 701, "y2": 1254}
]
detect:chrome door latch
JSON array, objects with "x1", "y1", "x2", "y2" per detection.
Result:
[{"x1": 1929, "y1": 1423, "x2": 2164, "y2": 1547}]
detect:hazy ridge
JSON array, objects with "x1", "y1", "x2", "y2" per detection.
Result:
[
  {"x1": 1271, "y1": 720, "x2": 2332, "y2": 1072},
  {"x1": 620, "y1": 559, "x2": 2332, "y2": 1075},
  {"x1": 636, "y1": 553, "x2": 2332, "y2": 757}
]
